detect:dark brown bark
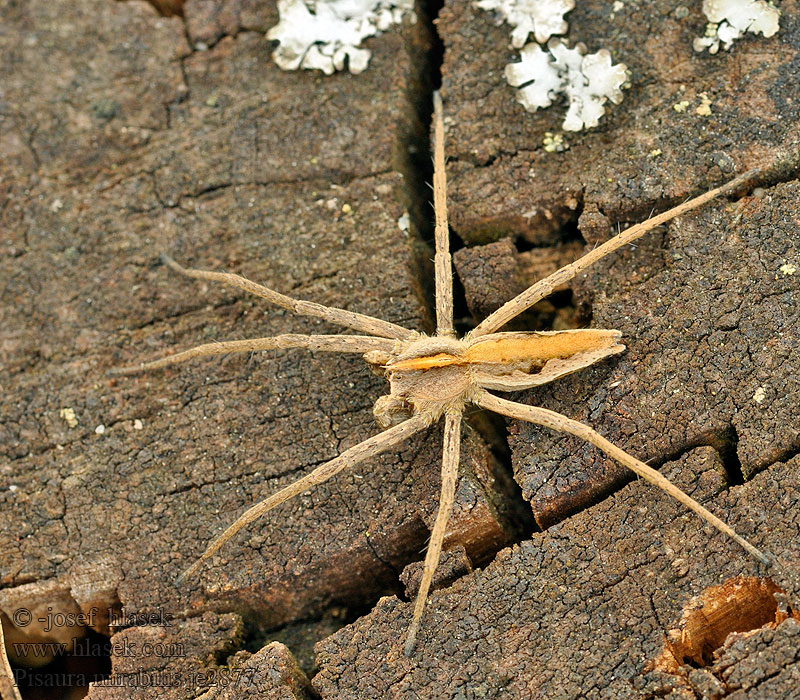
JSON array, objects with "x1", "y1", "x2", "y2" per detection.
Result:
[{"x1": 1, "y1": 0, "x2": 798, "y2": 698}]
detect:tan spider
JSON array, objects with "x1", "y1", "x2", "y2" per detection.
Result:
[{"x1": 117, "y1": 93, "x2": 769, "y2": 656}]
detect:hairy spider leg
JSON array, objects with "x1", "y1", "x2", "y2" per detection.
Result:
[
  {"x1": 432, "y1": 91, "x2": 455, "y2": 338},
  {"x1": 401, "y1": 92, "x2": 463, "y2": 654},
  {"x1": 405, "y1": 409, "x2": 463, "y2": 655},
  {"x1": 475, "y1": 390, "x2": 770, "y2": 565},
  {"x1": 161, "y1": 253, "x2": 413, "y2": 340},
  {"x1": 177, "y1": 412, "x2": 432, "y2": 584},
  {"x1": 113, "y1": 334, "x2": 396, "y2": 375},
  {"x1": 471, "y1": 169, "x2": 759, "y2": 337}
]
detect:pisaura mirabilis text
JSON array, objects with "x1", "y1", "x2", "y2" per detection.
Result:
[{"x1": 117, "y1": 92, "x2": 770, "y2": 656}]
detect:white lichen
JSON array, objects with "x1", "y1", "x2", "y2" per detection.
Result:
[
  {"x1": 693, "y1": 0, "x2": 780, "y2": 53},
  {"x1": 475, "y1": 0, "x2": 575, "y2": 48},
  {"x1": 505, "y1": 40, "x2": 628, "y2": 131},
  {"x1": 397, "y1": 212, "x2": 410, "y2": 232},
  {"x1": 266, "y1": 0, "x2": 414, "y2": 75}
]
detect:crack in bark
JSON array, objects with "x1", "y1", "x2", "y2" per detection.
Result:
[{"x1": 7, "y1": 2, "x2": 800, "y2": 696}]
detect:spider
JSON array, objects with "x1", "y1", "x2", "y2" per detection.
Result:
[{"x1": 117, "y1": 93, "x2": 769, "y2": 656}]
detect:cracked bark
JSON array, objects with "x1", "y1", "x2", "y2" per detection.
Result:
[
  {"x1": 0, "y1": 0, "x2": 515, "y2": 697},
  {"x1": 439, "y1": 0, "x2": 800, "y2": 244},
  {"x1": 315, "y1": 450, "x2": 800, "y2": 698},
  {"x1": 501, "y1": 182, "x2": 800, "y2": 531},
  {"x1": 1, "y1": 0, "x2": 799, "y2": 698}
]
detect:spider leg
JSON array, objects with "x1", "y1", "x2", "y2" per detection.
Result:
[
  {"x1": 432, "y1": 92, "x2": 454, "y2": 338},
  {"x1": 404, "y1": 408, "x2": 462, "y2": 656},
  {"x1": 112, "y1": 334, "x2": 398, "y2": 375},
  {"x1": 177, "y1": 412, "x2": 433, "y2": 584},
  {"x1": 474, "y1": 390, "x2": 770, "y2": 565},
  {"x1": 471, "y1": 170, "x2": 759, "y2": 337},
  {"x1": 161, "y1": 254, "x2": 414, "y2": 340}
]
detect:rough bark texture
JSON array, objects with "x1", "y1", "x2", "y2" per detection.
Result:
[
  {"x1": 440, "y1": 0, "x2": 800, "y2": 245},
  {"x1": 505, "y1": 183, "x2": 800, "y2": 530},
  {"x1": 315, "y1": 450, "x2": 800, "y2": 698},
  {"x1": 454, "y1": 238, "x2": 584, "y2": 329},
  {"x1": 1, "y1": 0, "x2": 517, "y2": 697},
  {"x1": 1, "y1": 0, "x2": 799, "y2": 698},
  {"x1": 89, "y1": 617, "x2": 315, "y2": 700}
]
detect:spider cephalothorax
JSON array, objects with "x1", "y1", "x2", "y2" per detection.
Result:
[{"x1": 117, "y1": 93, "x2": 768, "y2": 656}]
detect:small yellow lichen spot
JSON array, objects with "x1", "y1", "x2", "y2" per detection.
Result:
[
  {"x1": 341, "y1": 203, "x2": 353, "y2": 214},
  {"x1": 673, "y1": 100, "x2": 690, "y2": 113},
  {"x1": 543, "y1": 132, "x2": 567, "y2": 153},
  {"x1": 753, "y1": 386, "x2": 767, "y2": 404},
  {"x1": 779, "y1": 263, "x2": 796, "y2": 275},
  {"x1": 649, "y1": 148, "x2": 662, "y2": 158},
  {"x1": 59, "y1": 407, "x2": 78, "y2": 428},
  {"x1": 696, "y1": 92, "x2": 712, "y2": 117}
]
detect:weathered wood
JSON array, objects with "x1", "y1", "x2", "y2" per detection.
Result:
[
  {"x1": 454, "y1": 238, "x2": 585, "y2": 324},
  {"x1": 506, "y1": 182, "x2": 800, "y2": 530},
  {"x1": 84, "y1": 612, "x2": 316, "y2": 700},
  {"x1": 439, "y1": 0, "x2": 800, "y2": 244},
  {"x1": 315, "y1": 451, "x2": 800, "y2": 697},
  {"x1": 1, "y1": 0, "x2": 799, "y2": 696},
  {"x1": 0, "y1": 0, "x2": 517, "y2": 697}
]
